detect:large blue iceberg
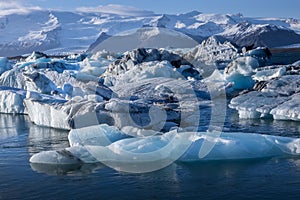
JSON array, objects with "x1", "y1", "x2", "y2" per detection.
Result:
[{"x1": 30, "y1": 124, "x2": 300, "y2": 173}]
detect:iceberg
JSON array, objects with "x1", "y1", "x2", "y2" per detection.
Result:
[
  {"x1": 230, "y1": 63, "x2": 300, "y2": 120},
  {"x1": 102, "y1": 48, "x2": 199, "y2": 86},
  {"x1": 252, "y1": 65, "x2": 286, "y2": 82},
  {"x1": 68, "y1": 124, "x2": 130, "y2": 147},
  {"x1": 0, "y1": 57, "x2": 11, "y2": 75},
  {"x1": 270, "y1": 93, "x2": 300, "y2": 121},
  {"x1": 30, "y1": 124, "x2": 300, "y2": 173},
  {"x1": 229, "y1": 91, "x2": 287, "y2": 119},
  {"x1": 224, "y1": 56, "x2": 259, "y2": 90},
  {"x1": 0, "y1": 87, "x2": 27, "y2": 114},
  {"x1": 185, "y1": 36, "x2": 240, "y2": 68},
  {"x1": 180, "y1": 132, "x2": 300, "y2": 161},
  {"x1": 114, "y1": 61, "x2": 190, "y2": 84},
  {"x1": 0, "y1": 56, "x2": 86, "y2": 100},
  {"x1": 79, "y1": 51, "x2": 116, "y2": 77}
]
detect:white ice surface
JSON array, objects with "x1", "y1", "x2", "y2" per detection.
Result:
[
  {"x1": 0, "y1": 87, "x2": 26, "y2": 114},
  {"x1": 115, "y1": 61, "x2": 185, "y2": 84},
  {"x1": 270, "y1": 93, "x2": 300, "y2": 121},
  {"x1": 30, "y1": 125, "x2": 300, "y2": 166},
  {"x1": 24, "y1": 98, "x2": 70, "y2": 130},
  {"x1": 224, "y1": 56, "x2": 259, "y2": 90},
  {"x1": 68, "y1": 124, "x2": 130, "y2": 147},
  {"x1": 253, "y1": 66, "x2": 286, "y2": 82}
]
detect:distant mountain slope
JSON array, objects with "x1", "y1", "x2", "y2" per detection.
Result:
[
  {"x1": 1, "y1": 7, "x2": 300, "y2": 56},
  {"x1": 222, "y1": 22, "x2": 300, "y2": 48}
]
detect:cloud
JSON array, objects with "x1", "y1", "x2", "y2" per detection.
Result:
[
  {"x1": 0, "y1": 0, "x2": 42, "y2": 15},
  {"x1": 0, "y1": 1, "x2": 22, "y2": 9},
  {"x1": 76, "y1": 4, "x2": 155, "y2": 17}
]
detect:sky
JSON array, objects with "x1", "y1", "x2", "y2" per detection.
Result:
[{"x1": 1, "y1": 0, "x2": 300, "y2": 19}]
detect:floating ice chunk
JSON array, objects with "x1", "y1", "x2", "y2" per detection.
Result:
[
  {"x1": 0, "y1": 68, "x2": 26, "y2": 89},
  {"x1": 270, "y1": 93, "x2": 300, "y2": 121},
  {"x1": 25, "y1": 95, "x2": 117, "y2": 130},
  {"x1": 229, "y1": 91, "x2": 287, "y2": 119},
  {"x1": 79, "y1": 53, "x2": 113, "y2": 77},
  {"x1": 0, "y1": 87, "x2": 27, "y2": 114},
  {"x1": 29, "y1": 146, "x2": 99, "y2": 164},
  {"x1": 86, "y1": 94, "x2": 103, "y2": 102},
  {"x1": 224, "y1": 56, "x2": 259, "y2": 89},
  {"x1": 102, "y1": 48, "x2": 199, "y2": 86},
  {"x1": 83, "y1": 130, "x2": 300, "y2": 163},
  {"x1": 116, "y1": 61, "x2": 184, "y2": 84},
  {"x1": 24, "y1": 71, "x2": 58, "y2": 95},
  {"x1": 65, "y1": 146, "x2": 98, "y2": 163},
  {"x1": 29, "y1": 149, "x2": 82, "y2": 164},
  {"x1": 243, "y1": 47, "x2": 271, "y2": 66},
  {"x1": 25, "y1": 51, "x2": 48, "y2": 62},
  {"x1": 80, "y1": 60, "x2": 107, "y2": 77},
  {"x1": 0, "y1": 57, "x2": 11, "y2": 75},
  {"x1": 0, "y1": 67, "x2": 85, "y2": 100},
  {"x1": 84, "y1": 130, "x2": 194, "y2": 173},
  {"x1": 253, "y1": 66, "x2": 286, "y2": 81},
  {"x1": 185, "y1": 36, "x2": 239, "y2": 67},
  {"x1": 230, "y1": 73, "x2": 300, "y2": 120},
  {"x1": 180, "y1": 132, "x2": 300, "y2": 161},
  {"x1": 259, "y1": 75, "x2": 300, "y2": 96},
  {"x1": 121, "y1": 126, "x2": 159, "y2": 137},
  {"x1": 24, "y1": 98, "x2": 69, "y2": 130},
  {"x1": 68, "y1": 124, "x2": 130, "y2": 147},
  {"x1": 30, "y1": 125, "x2": 300, "y2": 172}
]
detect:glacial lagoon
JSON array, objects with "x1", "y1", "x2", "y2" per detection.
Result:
[{"x1": 1, "y1": 112, "x2": 300, "y2": 199}]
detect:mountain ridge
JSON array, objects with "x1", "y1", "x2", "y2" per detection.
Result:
[{"x1": 1, "y1": 8, "x2": 300, "y2": 56}]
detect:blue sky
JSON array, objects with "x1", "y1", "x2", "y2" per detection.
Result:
[{"x1": 2, "y1": 0, "x2": 300, "y2": 19}]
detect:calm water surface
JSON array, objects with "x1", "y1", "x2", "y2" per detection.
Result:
[{"x1": 1, "y1": 113, "x2": 300, "y2": 200}]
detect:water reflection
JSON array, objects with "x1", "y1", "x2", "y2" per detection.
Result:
[
  {"x1": 30, "y1": 163, "x2": 104, "y2": 176},
  {"x1": 226, "y1": 109, "x2": 300, "y2": 137},
  {"x1": 0, "y1": 114, "x2": 28, "y2": 141},
  {"x1": 27, "y1": 125, "x2": 69, "y2": 155}
]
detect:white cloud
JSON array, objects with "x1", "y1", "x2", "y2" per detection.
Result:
[
  {"x1": 76, "y1": 4, "x2": 154, "y2": 17},
  {"x1": 0, "y1": 1, "x2": 22, "y2": 9},
  {"x1": 0, "y1": 0, "x2": 42, "y2": 16}
]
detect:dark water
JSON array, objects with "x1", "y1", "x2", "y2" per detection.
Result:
[{"x1": 1, "y1": 113, "x2": 300, "y2": 200}]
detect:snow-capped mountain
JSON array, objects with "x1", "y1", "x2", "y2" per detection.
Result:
[
  {"x1": 222, "y1": 22, "x2": 300, "y2": 48},
  {"x1": 1, "y1": 6, "x2": 300, "y2": 57}
]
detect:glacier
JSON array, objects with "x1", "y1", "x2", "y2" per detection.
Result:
[{"x1": 1, "y1": 9, "x2": 300, "y2": 57}]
